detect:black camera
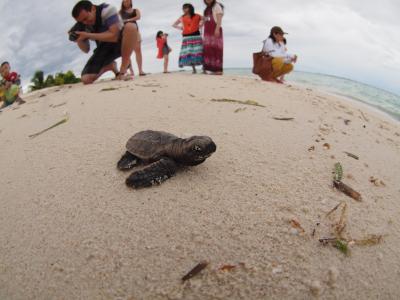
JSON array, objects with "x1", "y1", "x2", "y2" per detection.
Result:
[{"x1": 69, "y1": 22, "x2": 86, "y2": 42}]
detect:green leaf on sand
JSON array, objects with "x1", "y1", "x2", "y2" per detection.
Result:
[
  {"x1": 333, "y1": 163, "x2": 343, "y2": 182},
  {"x1": 29, "y1": 116, "x2": 69, "y2": 138},
  {"x1": 334, "y1": 239, "x2": 349, "y2": 255}
]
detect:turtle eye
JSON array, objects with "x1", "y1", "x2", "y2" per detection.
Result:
[{"x1": 193, "y1": 145, "x2": 202, "y2": 152}]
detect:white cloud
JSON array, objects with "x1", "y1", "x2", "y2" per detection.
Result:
[{"x1": 0, "y1": 0, "x2": 399, "y2": 94}]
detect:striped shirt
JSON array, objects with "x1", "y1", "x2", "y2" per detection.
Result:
[{"x1": 93, "y1": 3, "x2": 123, "y2": 33}]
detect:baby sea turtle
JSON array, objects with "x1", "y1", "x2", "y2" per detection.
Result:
[{"x1": 117, "y1": 130, "x2": 217, "y2": 188}]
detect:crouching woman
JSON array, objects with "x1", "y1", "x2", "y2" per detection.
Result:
[{"x1": 263, "y1": 26, "x2": 297, "y2": 83}]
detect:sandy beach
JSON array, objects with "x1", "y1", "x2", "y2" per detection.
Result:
[{"x1": 0, "y1": 73, "x2": 400, "y2": 299}]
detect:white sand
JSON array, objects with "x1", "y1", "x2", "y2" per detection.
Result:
[{"x1": 0, "y1": 73, "x2": 399, "y2": 299}]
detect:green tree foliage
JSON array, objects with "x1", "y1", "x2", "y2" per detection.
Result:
[
  {"x1": 63, "y1": 70, "x2": 80, "y2": 84},
  {"x1": 44, "y1": 75, "x2": 55, "y2": 87},
  {"x1": 30, "y1": 71, "x2": 45, "y2": 91},
  {"x1": 30, "y1": 70, "x2": 81, "y2": 91},
  {"x1": 54, "y1": 73, "x2": 65, "y2": 86}
]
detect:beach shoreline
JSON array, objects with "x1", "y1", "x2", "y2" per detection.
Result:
[{"x1": 1, "y1": 73, "x2": 399, "y2": 299}]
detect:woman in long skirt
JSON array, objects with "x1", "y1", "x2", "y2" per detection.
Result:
[
  {"x1": 203, "y1": 0, "x2": 224, "y2": 75},
  {"x1": 173, "y1": 3, "x2": 204, "y2": 74}
]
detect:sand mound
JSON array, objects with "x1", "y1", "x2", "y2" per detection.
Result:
[{"x1": 0, "y1": 74, "x2": 399, "y2": 299}]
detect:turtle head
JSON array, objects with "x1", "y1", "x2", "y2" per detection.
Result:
[{"x1": 180, "y1": 136, "x2": 217, "y2": 165}]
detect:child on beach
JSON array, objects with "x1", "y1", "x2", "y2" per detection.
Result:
[
  {"x1": 156, "y1": 31, "x2": 171, "y2": 73},
  {"x1": 173, "y1": 3, "x2": 204, "y2": 74},
  {"x1": 0, "y1": 62, "x2": 24, "y2": 108}
]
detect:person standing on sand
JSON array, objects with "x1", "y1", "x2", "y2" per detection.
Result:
[
  {"x1": 120, "y1": 0, "x2": 147, "y2": 77},
  {"x1": 156, "y1": 31, "x2": 171, "y2": 74},
  {"x1": 173, "y1": 3, "x2": 204, "y2": 74},
  {"x1": 202, "y1": 0, "x2": 224, "y2": 75},
  {"x1": 263, "y1": 26, "x2": 297, "y2": 83},
  {"x1": 70, "y1": 0, "x2": 138, "y2": 84}
]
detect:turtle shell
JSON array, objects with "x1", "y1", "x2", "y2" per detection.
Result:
[{"x1": 126, "y1": 130, "x2": 180, "y2": 161}]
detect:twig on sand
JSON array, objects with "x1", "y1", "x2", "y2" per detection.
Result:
[
  {"x1": 326, "y1": 202, "x2": 342, "y2": 217},
  {"x1": 332, "y1": 163, "x2": 361, "y2": 201},
  {"x1": 211, "y1": 98, "x2": 266, "y2": 107},
  {"x1": 100, "y1": 87, "x2": 119, "y2": 92},
  {"x1": 319, "y1": 237, "x2": 337, "y2": 244},
  {"x1": 290, "y1": 219, "x2": 305, "y2": 233},
  {"x1": 359, "y1": 110, "x2": 369, "y2": 122},
  {"x1": 334, "y1": 203, "x2": 347, "y2": 236},
  {"x1": 351, "y1": 235, "x2": 383, "y2": 246},
  {"x1": 51, "y1": 102, "x2": 67, "y2": 108},
  {"x1": 234, "y1": 107, "x2": 247, "y2": 113},
  {"x1": 344, "y1": 152, "x2": 359, "y2": 160},
  {"x1": 182, "y1": 261, "x2": 208, "y2": 282},
  {"x1": 273, "y1": 117, "x2": 294, "y2": 121},
  {"x1": 333, "y1": 181, "x2": 362, "y2": 201},
  {"x1": 29, "y1": 116, "x2": 69, "y2": 139}
]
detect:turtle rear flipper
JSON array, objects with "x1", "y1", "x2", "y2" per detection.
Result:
[
  {"x1": 118, "y1": 151, "x2": 140, "y2": 170},
  {"x1": 126, "y1": 157, "x2": 178, "y2": 188}
]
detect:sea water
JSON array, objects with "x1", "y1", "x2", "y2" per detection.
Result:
[{"x1": 225, "y1": 69, "x2": 400, "y2": 121}]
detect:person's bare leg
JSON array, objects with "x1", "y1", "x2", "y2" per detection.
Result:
[
  {"x1": 135, "y1": 42, "x2": 145, "y2": 75},
  {"x1": 163, "y1": 55, "x2": 169, "y2": 73},
  {"x1": 192, "y1": 65, "x2": 197, "y2": 74},
  {"x1": 119, "y1": 23, "x2": 137, "y2": 77},
  {"x1": 129, "y1": 60, "x2": 134, "y2": 76},
  {"x1": 82, "y1": 62, "x2": 117, "y2": 84}
]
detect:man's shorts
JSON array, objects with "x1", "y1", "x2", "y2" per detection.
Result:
[{"x1": 81, "y1": 31, "x2": 123, "y2": 76}]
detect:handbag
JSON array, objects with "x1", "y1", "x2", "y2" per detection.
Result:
[{"x1": 252, "y1": 46, "x2": 274, "y2": 81}]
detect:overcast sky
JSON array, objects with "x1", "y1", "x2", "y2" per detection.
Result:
[{"x1": 0, "y1": 0, "x2": 399, "y2": 94}]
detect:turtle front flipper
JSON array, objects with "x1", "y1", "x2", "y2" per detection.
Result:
[
  {"x1": 117, "y1": 152, "x2": 140, "y2": 170},
  {"x1": 126, "y1": 157, "x2": 178, "y2": 189}
]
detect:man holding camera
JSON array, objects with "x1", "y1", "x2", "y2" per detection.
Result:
[{"x1": 70, "y1": 1, "x2": 138, "y2": 84}]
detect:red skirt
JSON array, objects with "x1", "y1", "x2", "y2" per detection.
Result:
[{"x1": 203, "y1": 10, "x2": 224, "y2": 72}]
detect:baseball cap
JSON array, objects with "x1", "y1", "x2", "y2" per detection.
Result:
[{"x1": 270, "y1": 26, "x2": 288, "y2": 35}]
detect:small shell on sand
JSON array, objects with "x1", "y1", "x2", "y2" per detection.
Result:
[
  {"x1": 328, "y1": 266, "x2": 340, "y2": 286},
  {"x1": 310, "y1": 280, "x2": 323, "y2": 296},
  {"x1": 272, "y1": 266, "x2": 283, "y2": 275}
]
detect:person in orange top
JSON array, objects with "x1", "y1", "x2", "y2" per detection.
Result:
[
  {"x1": 173, "y1": 3, "x2": 204, "y2": 74},
  {"x1": 156, "y1": 31, "x2": 171, "y2": 73}
]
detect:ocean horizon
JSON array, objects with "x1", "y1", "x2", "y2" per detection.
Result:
[{"x1": 224, "y1": 68, "x2": 400, "y2": 122}]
